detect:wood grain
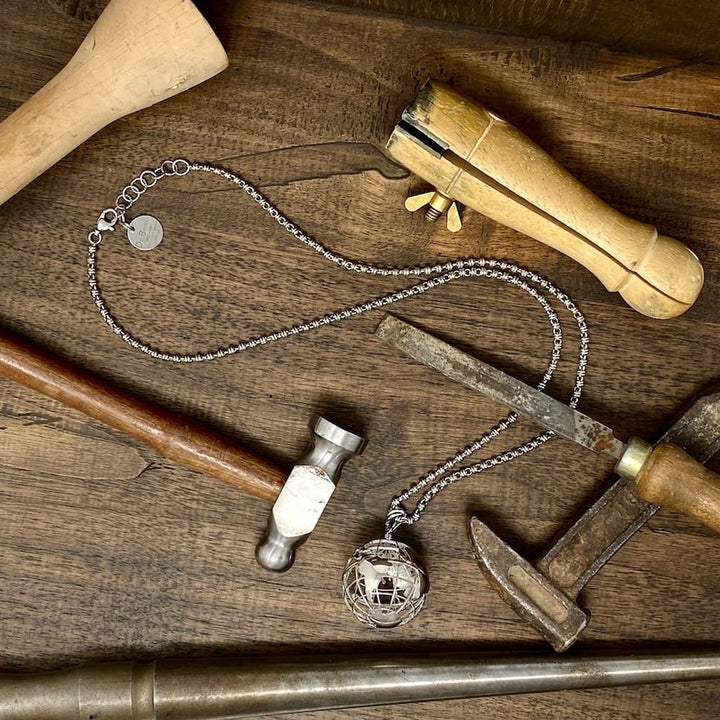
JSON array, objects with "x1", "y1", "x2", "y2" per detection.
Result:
[
  {"x1": 49, "y1": 0, "x2": 720, "y2": 63},
  {"x1": 0, "y1": 411, "x2": 147, "y2": 481},
  {"x1": 0, "y1": 1, "x2": 719, "y2": 718},
  {"x1": 324, "y1": 0, "x2": 720, "y2": 63}
]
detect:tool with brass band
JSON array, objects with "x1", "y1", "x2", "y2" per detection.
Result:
[
  {"x1": 377, "y1": 314, "x2": 720, "y2": 649},
  {"x1": 386, "y1": 82, "x2": 704, "y2": 319},
  {"x1": 377, "y1": 314, "x2": 720, "y2": 533},
  {"x1": 0, "y1": 326, "x2": 365, "y2": 571},
  {"x1": 2, "y1": 649, "x2": 719, "y2": 719},
  {"x1": 0, "y1": 0, "x2": 228, "y2": 207}
]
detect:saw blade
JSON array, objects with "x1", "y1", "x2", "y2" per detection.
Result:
[{"x1": 375, "y1": 314, "x2": 627, "y2": 461}]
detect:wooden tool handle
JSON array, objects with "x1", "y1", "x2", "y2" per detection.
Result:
[
  {"x1": 461, "y1": 108, "x2": 704, "y2": 319},
  {"x1": 0, "y1": 327, "x2": 285, "y2": 503},
  {"x1": 387, "y1": 82, "x2": 704, "y2": 319},
  {"x1": 0, "y1": 0, "x2": 228, "y2": 207},
  {"x1": 635, "y1": 442, "x2": 720, "y2": 533}
]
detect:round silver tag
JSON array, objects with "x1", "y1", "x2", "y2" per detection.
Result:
[{"x1": 127, "y1": 215, "x2": 163, "y2": 251}]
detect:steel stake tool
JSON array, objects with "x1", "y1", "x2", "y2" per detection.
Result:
[{"x1": 2, "y1": 649, "x2": 720, "y2": 719}]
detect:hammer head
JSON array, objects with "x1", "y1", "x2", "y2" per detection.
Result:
[
  {"x1": 469, "y1": 517, "x2": 588, "y2": 652},
  {"x1": 256, "y1": 417, "x2": 366, "y2": 572}
]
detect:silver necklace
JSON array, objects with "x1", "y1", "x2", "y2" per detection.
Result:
[{"x1": 86, "y1": 158, "x2": 589, "y2": 628}]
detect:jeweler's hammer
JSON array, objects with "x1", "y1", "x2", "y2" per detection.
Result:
[
  {"x1": 376, "y1": 314, "x2": 720, "y2": 651},
  {"x1": 0, "y1": 326, "x2": 365, "y2": 571}
]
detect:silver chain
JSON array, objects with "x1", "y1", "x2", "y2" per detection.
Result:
[{"x1": 86, "y1": 158, "x2": 589, "y2": 531}]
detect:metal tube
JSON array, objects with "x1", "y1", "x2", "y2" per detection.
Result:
[{"x1": 1, "y1": 651, "x2": 719, "y2": 720}]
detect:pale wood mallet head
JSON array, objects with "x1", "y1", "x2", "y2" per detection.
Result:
[{"x1": 0, "y1": 0, "x2": 229, "y2": 206}]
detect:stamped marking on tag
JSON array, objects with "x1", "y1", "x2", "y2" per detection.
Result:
[{"x1": 127, "y1": 215, "x2": 163, "y2": 250}]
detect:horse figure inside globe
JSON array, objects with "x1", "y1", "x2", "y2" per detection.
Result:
[{"x1": 342, "y1": 539, "x2": 428, "y2": 628}]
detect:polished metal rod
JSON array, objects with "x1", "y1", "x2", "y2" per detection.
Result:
[{"x1": 2, "y1": 650, "x2": 719, "y2": 720}]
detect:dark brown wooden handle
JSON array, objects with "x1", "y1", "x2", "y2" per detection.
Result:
[
  {"x1": 0, "y1": 327, "x2": 285, "y2": 502},
  {"x1": 635, "y1": 442, "x2": 720, "y2": 533}
]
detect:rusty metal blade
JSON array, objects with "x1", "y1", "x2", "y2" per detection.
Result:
[{"x1": 375, "y1": 315, "x2": 626, "y2": 460}]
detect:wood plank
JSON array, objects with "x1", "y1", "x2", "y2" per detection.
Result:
[
  {"x1": 49, "y1": 0, "x2": 720, "y2": 63},
  {"x1": 324, "y1": 0, "x2": 720, "y2": 62},
  {"x1": 0, "y1": 1, "x2": 718, "y2": 717}
]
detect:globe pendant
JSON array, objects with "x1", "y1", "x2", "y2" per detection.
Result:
[{"x1": 342, "y1": 538, "x2": 428, "y2": 628}]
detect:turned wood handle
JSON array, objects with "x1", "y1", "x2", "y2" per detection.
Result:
[
  {"x1": 0, "y1": 0, "x2": 228, "y2": 207},
  {"x1": 0, "y1": 327, "x2": 285, "y2": 503},
  {"x1": 386, "y1": 81, "x2": 704, "y2": 319},
  {"x1": 635, "y1": 442, "x2": 720, "y2": 533}
]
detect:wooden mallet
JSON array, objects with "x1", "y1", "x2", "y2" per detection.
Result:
[{"x1": 0, "y1": 0, "x2": 229, "y2": 206}]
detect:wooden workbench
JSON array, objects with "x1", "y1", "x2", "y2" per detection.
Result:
[{"x1": 1, "y1": 0, "x2": 719, "y2": 716}]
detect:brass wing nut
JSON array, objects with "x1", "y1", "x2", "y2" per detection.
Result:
[{"x1": 405, "y1": 190, "x2": 463, "y2": 232}]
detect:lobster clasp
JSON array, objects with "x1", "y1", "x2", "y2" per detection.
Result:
[{"x1": 96, "y1": 208, "x2": 119, "y2": 233}]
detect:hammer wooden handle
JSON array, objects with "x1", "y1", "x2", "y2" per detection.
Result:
[
  {"x1": 0, "y1": 327, "x2": 285, "y2": 503},
  {"x1": 636, "y1": 442, "x2": 720, "y2": 533},
  {"x1": 387, "y1": 82, "x2": 704, "y2": 319},
  {"x1": 0, "y1": 0, "x2": 228, "y2": 207}
]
